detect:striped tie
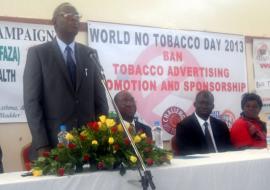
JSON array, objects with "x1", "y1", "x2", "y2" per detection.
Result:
[
  {"x1": 66, "y1": 46, "x2": 76, "y2": 88},
  {"x1": 204, "y1": 122, "x2": 216, "y2": 153}
]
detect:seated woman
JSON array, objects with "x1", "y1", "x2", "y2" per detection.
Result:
[{"x1": 230, "y1": 93, "x2": 266, "y2": 149}]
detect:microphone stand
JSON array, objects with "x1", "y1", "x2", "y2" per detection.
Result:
[{"x1": 90, "y1": 52, "x2": 156, "y2": 190}]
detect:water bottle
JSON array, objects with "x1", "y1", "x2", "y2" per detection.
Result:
[
  {"x1": 267, "y1": 115, "x2": 270, "y2": 150},
  {"x1": 152, "y1": 121, "x2": 163, "y2": 149},
  {"x1": 57, "y1": 125, "x2": 69, "y2": 146},
  {"x1": 267, "y1": 136, "x2": 270, "y2": 150},
  {"x1": 108, "y1": 111, "x2": 117, "y2": 120}
]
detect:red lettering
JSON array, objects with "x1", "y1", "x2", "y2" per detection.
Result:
[
  {"x1": 260, "y1": 63, "x2": 270, "y2": 68},
  {"x1": 113, "y1": 64, "x2": 119, "y2": 74},
  {"x1": 163, "y1": 51, "x2": 182, "y2": 62}
]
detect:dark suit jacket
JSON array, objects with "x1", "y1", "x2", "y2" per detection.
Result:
[
  {"x1": 0, "y1": 146, "x2": 3, "y2": 173},
  {"x1": 135, "y1": 120, "x2": 152, "y2": 139},
  {"x1": 23, "y1": 39, "x2": 108, "y2": 159},
  {"x1": 176, "y1": 113, "x2": 232, "y2": 155}
]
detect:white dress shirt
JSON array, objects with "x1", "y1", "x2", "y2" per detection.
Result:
[
  {"x1": 56, "y1": 37, "x2": 76, "y2": 64},
  {"x1": 195, "y1": 113, "x2": 218, "y2": 152}
]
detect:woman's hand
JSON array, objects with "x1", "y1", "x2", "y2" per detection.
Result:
[{"x1": 247, "y1": 121, "x2": 265, "y2": 140}]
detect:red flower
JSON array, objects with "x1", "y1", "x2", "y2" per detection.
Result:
[
  {"x1": 57, "y1": 143, "x2": 64, "y2": 148},
  {"x1": 42, "y1": 151, "x2": 50, "y2": 158},
  {"x1": 146, "y1": 137, "x2": 154, "y2": 145},
  {"x1": 54, "y1": 156, "x2": 59, "y2": 161},
  {"x1": 144, "y1": 147, "x2": 152, "y2": 153},
  {"x1": 146, "y1": 158, "x2": 154, "y2": 166},
  {"x1": 79, "y1": 134, "x2": 87, "y2": 141},
  {"x1": 87, "y1": 121, "x2": 99, "y2": 132},
  {"x1": 128, "y1": 127, "x2": 133, "y2": 133},
  {"x1": 57, "y1": 167, "x2": 65, "y2": 176},
  {"x1": 113, "y1": 144, "x2": 120, "y2": 151},
  {"x1": 124, "y1": 137, "x2": 130, "y2": 146},
  {"x1": 68, "y1": 143, "x2": 76, "y2": 149},
  {"x1": 25, "y1": 162, "x2": 32, "y2": 171},
  {"x1": 111, "y1": 126, "x2": 117, "y2": 133},
  {"x1": 97, "y1": 161, "x2": 105, "y2": 169},
  {"x1": 83, "y1": 154, "x2": 90, "y2": 161}
]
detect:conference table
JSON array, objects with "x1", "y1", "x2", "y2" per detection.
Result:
[{"x1": 0, "y1": 149, "x2": 270, "y2": 190}]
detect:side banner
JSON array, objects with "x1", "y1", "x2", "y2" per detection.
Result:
[
  {"x1": 253, "y1": 39, "x2": 270, "y2": 113},
  {"x1": 88, "y1": 21, "x2": 247, "y2": 139},
  {"x1": 0, "y1": 21, "x2": 55, "y2": 123}
]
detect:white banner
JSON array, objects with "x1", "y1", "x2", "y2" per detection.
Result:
[
  {"x1": 253, "y1": 39, "x2": 270, "y2": 112},
  {"x1": 0, "y1": 21, "x2": 55, "y2": 123},
  {"x1": 88, "y1": 21, "x2": 247, "y2": 139}
]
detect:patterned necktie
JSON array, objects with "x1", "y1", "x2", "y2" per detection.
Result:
[
  {"x1": 66, "y1": 46, "x2": 76, "y2": 88},
  {"x1": 204, "y1": 122, "x2": 216, "y2": 153}
]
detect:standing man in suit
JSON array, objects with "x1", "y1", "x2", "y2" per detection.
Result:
[
  {"x1": 0, "y1": 146, "x2": 3, "y2": 173},
  {"x1": 176, "y1": 90, "x2": 231, "y2": 155},
  {"x1": 23, "y1": 3, "x2": 108, "y2": 160},
  {"x1": 114, "y1": 90, "x2": 152, "y2": 138}
]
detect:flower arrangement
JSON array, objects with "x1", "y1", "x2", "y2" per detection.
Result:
[{"x1": 32, "y1": 115, "x2": 172, "y2": 176}]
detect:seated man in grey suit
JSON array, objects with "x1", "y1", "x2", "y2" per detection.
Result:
[
  {"x1": 0, "y1": 146, "x2": 3, "y2": 173},
  {"x1": 23, "y1": 3, "x2": 108, "y2": 160},
  {"x1": 114, "y1": 90, "x2": 152, "y2": 139},
  {"x1": 176, "y1": 90, "x2": 232, "y2": 155}
]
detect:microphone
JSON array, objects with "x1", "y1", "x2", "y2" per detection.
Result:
[{"x1": 89, "y1": 51, "x2": 104, "y2": 72}]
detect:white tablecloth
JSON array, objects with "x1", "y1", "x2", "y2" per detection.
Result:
[{"x1": 1, "y1": 149, "x2": 270, "y2": 190}]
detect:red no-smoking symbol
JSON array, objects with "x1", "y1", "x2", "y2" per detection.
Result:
[{"x1": 116, "y1": 44, "x2": 203, "y2": 130}]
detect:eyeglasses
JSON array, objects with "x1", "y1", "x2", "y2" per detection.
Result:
[{"x1": 59, "y1": 12, "x2": 82, "y2": 20}]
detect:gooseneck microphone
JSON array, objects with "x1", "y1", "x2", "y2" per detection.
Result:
[
  {"x1": 89, "y1": 50, "x2": 104, "y2": 72},
  {"x1": 89, "y1": 50, "x2": 156, "y2": 190}
]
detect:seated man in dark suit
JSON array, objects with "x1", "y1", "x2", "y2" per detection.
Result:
[
  {"x1": 176, "y1": 90, "x2": 232, "y2": 155},
  {"x1": 0, "y1": 146, "x2": 3, "y2": 173},
  {"x1": 114, "y1": 90, "x2": 152, "y2": 138}
]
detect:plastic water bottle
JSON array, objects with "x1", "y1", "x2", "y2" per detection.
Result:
[
  {"x1": 267, "y1": 115, "x2": 270, "y2": 150},
  {"x1": 108, "y1": 111, "x2": 117, "y2": 120},
  {"x1": 57, "y1": 125, "x2": 69, "y2": 146},
  {"x1": 152, "y1": 121, "x2": 163, "y2": 149},
  {"x1": 267, "y1": 136, "x2": 270, "y2": 150}
]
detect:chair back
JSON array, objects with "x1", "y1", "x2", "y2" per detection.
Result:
[{"x1": 171, "y1": 136, "x2": 180, "y2": 155}]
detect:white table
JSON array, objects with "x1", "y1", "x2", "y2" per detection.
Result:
[{"x1": 1, "y1": 149, "x2": 270, "y2": 190}]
